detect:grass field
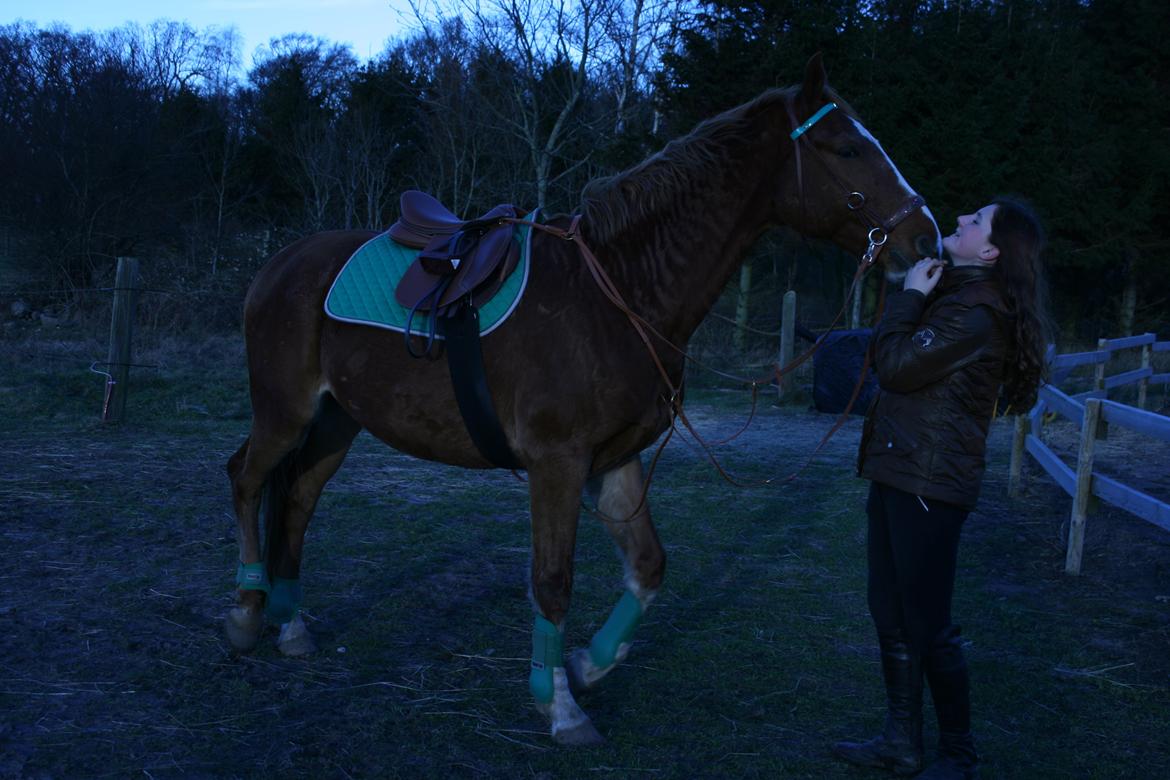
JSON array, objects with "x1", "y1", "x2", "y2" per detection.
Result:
[{"x1": 1, "y1": 326, "x2": 1168, "y2": 779}]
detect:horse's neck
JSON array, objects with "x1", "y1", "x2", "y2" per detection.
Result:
[{"x1": 596, "y1": 162, "x2": 776, "y2": 347}]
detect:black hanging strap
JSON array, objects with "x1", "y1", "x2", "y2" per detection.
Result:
[{"x1": 442, "y1": 301, "x2": 523, "y2": 469}]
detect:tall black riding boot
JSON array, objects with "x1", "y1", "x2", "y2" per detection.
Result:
[
  {"x1": 833, "y1": 629, "x2": 924, "y2": 775},
  {"x1": 919, "y1": 626, "x2": 979, "y2": 779}
]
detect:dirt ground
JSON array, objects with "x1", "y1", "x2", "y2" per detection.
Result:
[{"x1": 1, "y1": 385, "x2": 1168, "y2": 778}]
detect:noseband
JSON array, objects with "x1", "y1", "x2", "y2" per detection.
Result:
[{"x1": 786, "y1": 100, "x2": 925, "y2": 266}]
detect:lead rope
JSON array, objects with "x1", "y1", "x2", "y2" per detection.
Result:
[
  {"x1": 507, "y1": 215, "x2": 885, "y2": 523},
  {"x1": 662, "y1": 265, "x2": 885, "y2": 490}
]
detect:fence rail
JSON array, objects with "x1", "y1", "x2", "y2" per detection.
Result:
[{"x1": 1009, "y1": 333, "x2": 1170, "y2": 574}]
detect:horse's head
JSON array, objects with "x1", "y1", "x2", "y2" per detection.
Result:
[{"x1": 773, "y1": 54, "x2": 941, "y2": 279}]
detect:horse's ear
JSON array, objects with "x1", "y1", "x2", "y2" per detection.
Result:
[{"x1": 797, "y1": 52, "x2": 827, "y2": 111}]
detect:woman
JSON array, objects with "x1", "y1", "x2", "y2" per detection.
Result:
[{"x1": 833, "y1": 197, "x2": 1049, "y2": 779}]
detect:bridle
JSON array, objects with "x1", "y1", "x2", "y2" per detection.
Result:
[
  {"x1": 503, "y1": 98, "x2": 930, "y2": 521},
  {"x1": 785, "y1": 98, "x2": 925, "y2": 268}
]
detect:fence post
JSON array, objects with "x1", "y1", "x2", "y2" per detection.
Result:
[
  {"x1": 734, "y1": 264, "x2": 752, "y2": 353},
  {"x1": 777, "y1": 289, "x2": 796, "y2": 401},
  {"x1": 1093, "y1": 338, "x2": 1109, "y2": 439},
  {"x1": 1009, "y1": 413, "x2": 1029, "y2": 497},
  {"x1": 103, "y1": 256, "x2": 139, "y2": 424},
  {"x1": 1138, "y1": 337, "x2": 1151, "y2": 410},
  {"x1": 1065, "y1": 398, "x2": 1102, "y2": 575}
]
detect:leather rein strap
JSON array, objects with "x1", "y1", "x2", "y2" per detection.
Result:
[
  {"x1": 510, "y1": 211, "x2": 869, "y2": 523},
  {"x1": 504, "y1": 99, "x2": 922, "y2": 519}
]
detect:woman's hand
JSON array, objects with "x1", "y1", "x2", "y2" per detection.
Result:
[{"x1": 904, "y1": 257, "x2": 945, "y2": 296}]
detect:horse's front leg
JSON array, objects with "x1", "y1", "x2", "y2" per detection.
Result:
[
  {"x1": 527, "y1": 455, "x2": 603, "y2": 746},
  {"x1": 566, "y1": 455, "x2": 665, "y2": 693}
]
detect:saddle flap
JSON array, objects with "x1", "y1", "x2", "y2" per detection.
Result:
[
  {"x1": 438, "y1": 234, "x2": 520, "y2": 312},
  {"x1": 417, "y1": 233, "x2": 464, "y2": 276},
  {"x1": 394, "y1": 205, "x2": 520, "y2": 313}
]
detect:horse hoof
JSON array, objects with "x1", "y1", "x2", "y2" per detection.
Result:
[
  {"x1": 553, "y1": 719, "x2": 605, "y2": 747},
  {"x1": 224, "y1": 607, "x2": 263, "y2": 651},
  {"x1": 276, "y1": 614, "x2": 316, "y2": 657}
]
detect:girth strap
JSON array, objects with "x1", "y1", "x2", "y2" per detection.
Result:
[{"x1": 443, "y1": 301, "x2": 523, "y2": 469}]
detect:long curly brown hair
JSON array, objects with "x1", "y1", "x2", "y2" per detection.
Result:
[{"x1": 990, "y1": 196, "x2": 1053, "y2": 411}]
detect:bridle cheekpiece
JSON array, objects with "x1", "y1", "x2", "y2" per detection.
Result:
[{"x1": 787, "y1": 100, "x2": 925, "y2": 267}]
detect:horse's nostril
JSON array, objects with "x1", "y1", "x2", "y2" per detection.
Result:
[{"x1": 914, "y1": 234, "x2": 938, "y2": 259}]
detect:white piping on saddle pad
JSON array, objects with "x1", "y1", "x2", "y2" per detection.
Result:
[{"x1": 322, "y1": 209, "x2": 537, "y2": 339}]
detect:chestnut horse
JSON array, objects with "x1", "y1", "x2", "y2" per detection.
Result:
[{"x1": 225, "y1": 55, "x2": 941, "y2": 745}]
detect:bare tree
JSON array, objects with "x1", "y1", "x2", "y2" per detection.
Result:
[
  {"x1": 600, "y1": 0, "x2": 684, "y2": 135},
  {"x1": 197, "y1": 90, "x2": 252, "y2": 274},
  {"x1": 336, "y1": 106, "x2": 398, "y2": 229},
  {"x1": 412, "y1": 0, "x2": 608, "y2": 209},
  {"x1": 109, "y1": 21, "x2": 241, "y2": 99},
  {"x1": 401, "y1": 20, "x2": 490, "y2": 213},
  {"x1": 290, "y1": 120, "x2": 340, "y2": 232}
]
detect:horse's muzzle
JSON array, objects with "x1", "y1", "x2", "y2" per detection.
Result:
[{"x1": 914, "y1": 233, "x2": 940, "y2": 259}]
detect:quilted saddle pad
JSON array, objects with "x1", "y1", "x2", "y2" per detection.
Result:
[{"x1": 324, "y1": 213, "x2": 537, "y2": 337}]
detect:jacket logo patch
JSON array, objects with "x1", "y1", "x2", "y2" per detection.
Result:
[{"x1": 912, "y1": 327, "x2": 936, "y2": 348}]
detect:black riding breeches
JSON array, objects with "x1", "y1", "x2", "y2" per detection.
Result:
[{"x1": 866, "y1": 481, "x2": 969, "y2": 652}]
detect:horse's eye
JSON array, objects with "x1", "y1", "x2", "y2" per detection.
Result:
[{"x1": 838, "y1": 145, "x2": 861, "y2": 159}]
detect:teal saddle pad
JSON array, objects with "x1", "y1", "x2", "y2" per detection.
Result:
[{"x1": 324, "y1": 214, "x2": 537, "y2": 336}]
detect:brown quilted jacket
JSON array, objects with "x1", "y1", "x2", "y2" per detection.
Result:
[{"x1": 857, "y1": 266, "x2": 1012, "y2": 510}]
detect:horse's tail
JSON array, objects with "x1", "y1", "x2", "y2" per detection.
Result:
[{"x1": 260, "y1": 447, "x2": 299, "y2": 573}]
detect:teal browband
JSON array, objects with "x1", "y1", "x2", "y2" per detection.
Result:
[{"x1": 790, "y1": 102, "x2": 838, "y2": 140}]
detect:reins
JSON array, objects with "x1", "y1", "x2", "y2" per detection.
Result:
[
  {"x1": 509, "y1": 212, "x2": 880, "y2": 525},
  {"x1": 502, "y1": 97, "x2": 920, "y2": 524}
]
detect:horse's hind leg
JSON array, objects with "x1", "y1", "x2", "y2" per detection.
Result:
[
  {"x1": 224, "y1": 398, "x2": 321, "y2": 651},
  {"x1": 266, "y1": 395, "x2": 361, "y2": 656},
  {"x1": 566, "y1": 456, "x2": 665, "y2": 693}
]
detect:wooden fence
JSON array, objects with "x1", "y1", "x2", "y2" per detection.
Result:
[{"x1": 1008, "y1": 333, "x2": 1170, "y2": 574}]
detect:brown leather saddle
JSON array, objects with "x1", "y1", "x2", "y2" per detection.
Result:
[
  {"x1": 391, "y1": 191, "x2": 524, "y2": 325},
  {"x1": 386, "y1": 190, "x2": 527, "y2": 469}
]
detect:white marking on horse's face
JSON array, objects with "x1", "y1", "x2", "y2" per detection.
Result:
[
  {"x1": 848, "y1": 117, "x2": 942, "y2": 254},
  {"x1": 848, "y1": 117, "x2": 915, "y2": 196},
  {"x1": 922, "y1": 205, "x2": 944, "y2": 256}
]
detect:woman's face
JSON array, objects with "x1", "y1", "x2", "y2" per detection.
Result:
[{"x1": 942, "y1": 204, "x2": 1001, "y2": 266}]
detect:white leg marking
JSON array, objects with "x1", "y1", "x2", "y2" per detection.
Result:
[
  {"x1": 534, "y1": 668, "x2": 603, "y2": 744},
  {"x1": 623, "y1": 577, "x2": 658, "y2": 610},
  {"x1": 566, "y1": 642, "x2": 633, "y2": 690},
  {"x1": 276, "y1": 613, "x2": 316, "y2": 656}
]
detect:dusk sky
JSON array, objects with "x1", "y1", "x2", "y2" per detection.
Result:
[{"x1": 3, "y1": 1, "x2": 418, "y2": 65}]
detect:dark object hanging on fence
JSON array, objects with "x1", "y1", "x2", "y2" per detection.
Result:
[{"x1": 813, "y1": 328, "x2": 878, "y2": 414}]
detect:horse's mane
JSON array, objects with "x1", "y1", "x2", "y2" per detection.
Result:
[{"x1": 580, "y1": 85, "x2": 857, "y2": 244}]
